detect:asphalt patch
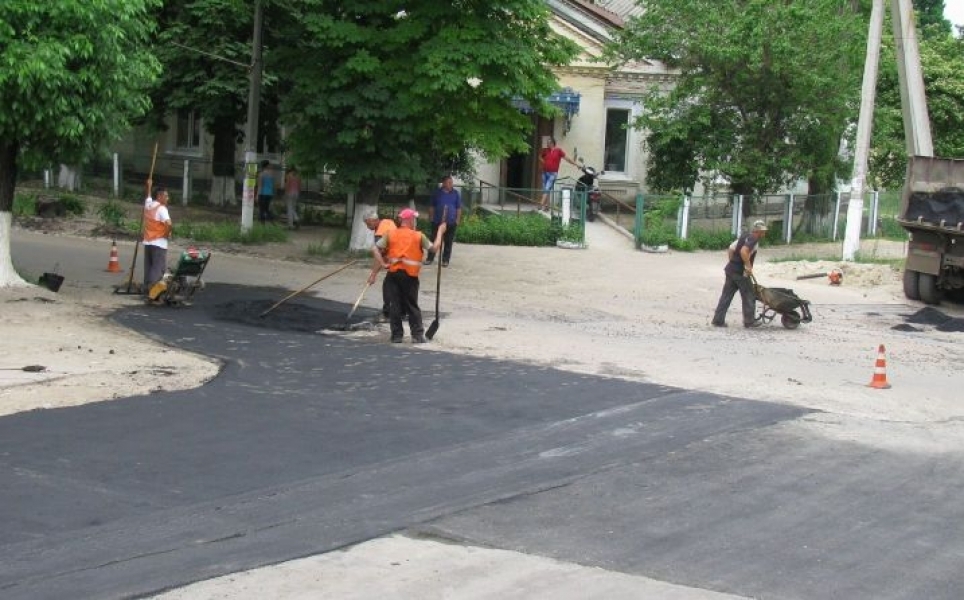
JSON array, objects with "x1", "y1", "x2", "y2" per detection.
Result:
[
  {"x1": 905, "y1": 306, "x2": 952, "y2": 325},
  {"x1": 895, "y1": 306, "x2": 964, "y2": 333},
  {"x1": 212, "y1": 299, "x2": 375, "y2": 333}
]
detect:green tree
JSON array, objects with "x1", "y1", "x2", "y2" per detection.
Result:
[
  {"x1": 146, "y1": 0, "x2": 282, "y2": 205},
  {"x1": 608, "y1": 0, "x2": 866, "y2": 205},
  {"x1": 0, "y1": 0, "x2": 160, "y2": 285},
  {"x1": 273, "y1": 0, "x2": 578, "y2": 203}
]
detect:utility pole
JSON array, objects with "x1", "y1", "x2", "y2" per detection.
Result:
[
  {"x1": 240, "y1": 0, "x2": 264, "y2": 233},
  {"x1": 842, "y1": 0, "x2": 933, "y2": 260},
  {"x1": 843, "y1": 0, "x2": 884, "y2": 261}
]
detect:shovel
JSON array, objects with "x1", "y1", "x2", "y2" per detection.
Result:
[
  {"x1": 425, "y1": 215, "x2": 448, "y2": 340},
  {"x1": 345, "y1": 281, "x2": 373, "y2": 324},
  {"x1": 259, "y1": 259, "x2": 359, "y2": 318}
]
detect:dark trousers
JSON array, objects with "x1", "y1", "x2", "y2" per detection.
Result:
[
  {"x1": 428, "y1": 223, "x2": 457, "y2": 263},
  {"x1": 257, "y1": 195, "x2": 273, "y2": 224},
  {"x1": 385, "y1": 270, "x2": 423, "y2": 339},
  {"x1": 143, "y1": 244, "x2": 167, "y2": 289},
  {"x1": 712, "y1": 270, "x2": 756, "y2": 326}
]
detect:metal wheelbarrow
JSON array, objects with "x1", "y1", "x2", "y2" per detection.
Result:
[{"x1": 750, "y1": 275, "x2": 813, "y2": 330}]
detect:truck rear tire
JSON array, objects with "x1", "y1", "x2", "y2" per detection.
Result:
[
  {"x1": 918, "y1": 272, "x2": 943, "y2": 305},
  {"x1": 902, "y1": 269, "x2": 920, "y2": 301}
]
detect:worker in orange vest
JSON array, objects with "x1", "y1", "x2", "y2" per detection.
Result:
[
  {"x1": 364, "y1": 209, "x2": 398, "y2": 319},
  {"x1": 143, "y1": 178, "x2": 172, "y2": 294},
  {"x1": 369, "y1": 208, "x2": 443, "y2": 343}
]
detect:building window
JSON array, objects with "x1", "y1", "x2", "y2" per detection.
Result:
[
  {"x1": 604, "y1": 109, "x2": 630, "y2": 173},
  {"x1": 176, "y1": 109, "x2": 201, "y2": 149}
]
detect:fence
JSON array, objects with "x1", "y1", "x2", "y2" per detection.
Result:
[{"x1": 617, "y1": 191, "x2": 901, "y2": 249}]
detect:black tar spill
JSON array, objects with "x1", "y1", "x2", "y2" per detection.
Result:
[
  {"x1": 213, "y1": 299, "x2": 376, "y2": 333},
  {"x1": 894, "y1": 306, "x2": 964, "y2": 332}
]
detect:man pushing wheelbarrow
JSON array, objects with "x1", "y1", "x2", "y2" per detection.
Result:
[{"x1": 711, "y1": 219, "x2": 812, "y2": 330}]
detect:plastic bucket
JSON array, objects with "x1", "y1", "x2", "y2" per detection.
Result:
[{"x1": 39, "y1": 273, "x2": 64, "y2": 293}]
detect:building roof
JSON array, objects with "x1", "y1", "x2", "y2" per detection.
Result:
[{"x1": 592, "y1": 0, "x2": 645, "y2": 20}]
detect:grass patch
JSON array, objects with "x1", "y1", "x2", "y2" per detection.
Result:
[{"x1": 175, "y1": 221, "x2": 290, "y2": 244}]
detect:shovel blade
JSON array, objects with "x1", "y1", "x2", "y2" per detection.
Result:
[{"x1": 425, "y1": 318, "x2": 440, "y2": 340}]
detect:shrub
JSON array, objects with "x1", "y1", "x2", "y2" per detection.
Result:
[
  {"x1": 13, "y1": 193, "x2": 37, "y2": 216},
  {"x1": 57, "y1": 193, "x2": 86, "y2": 216},
  {"x1": 686, "y1": 228, "x2": 734, "y2": 251},
  {"x1": 97, "y1": 200, "x2": 126, "y2": 228}
]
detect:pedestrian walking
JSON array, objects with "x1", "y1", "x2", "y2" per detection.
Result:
[
  {"x1": 711, "y1": 220, "x2": 768, "y2": 328},
  {"x1": 369, "y1": 208, "x2": 443, "y2": 343},
  {"x1": 283, "y1": 165, "x2": 301, "y2": 229},
  {"x1": 256, "y1": 160, "x2": 276, "y2": 224},
  {"x1": 424, "y1": 175, "x2": 461, "y2": 267}
]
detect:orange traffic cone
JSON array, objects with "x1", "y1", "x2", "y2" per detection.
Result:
[
  {"x1": 868, "y1": 344, "x2": 891, "y2": 389},
  {"x1": 106, "y1": 240, "x2": 122, "y2": 273}
]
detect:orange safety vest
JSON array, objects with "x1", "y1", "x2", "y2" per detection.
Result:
[
  {"x1": 143, "y1": 203, "x2": 169, "y2": 242},
  {"x1": 385, "y1": 227, "x2": 424, "y2": 277},
  {"x1": 375, "y1": 218, "x2": 396, "y2": 238}
]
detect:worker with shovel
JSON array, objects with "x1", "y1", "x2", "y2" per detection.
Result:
[{"x1": 369, "y1": 208, "x2": 443, "y2": 344}]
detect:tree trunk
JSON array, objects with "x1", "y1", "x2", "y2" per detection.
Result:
[
  {"x1": 356, "y1": 178, "x2": 384, "y2": 206},
  {"x1": 0, "y1": 140, "x2": 28, "y2": 287},
  {"x1": 57, "y1": 164, "x2": 81, "y2": 191},
  {"x1": 208, "y1": 116, "x2": 238, "y2": 206}
]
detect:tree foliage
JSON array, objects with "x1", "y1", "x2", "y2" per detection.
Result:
[
  {"x1": 608, "y1": 0, "x2": 866, "y2": 197},
  {"x1": 272, "y1": 0, "x2": 578, "y2": 202},
  {"x1": 0, "y1": 0, "x2": 160, "y2": 208},
  {"x1": 146, "y1": 0, "x2": 283, "y2": 180}
]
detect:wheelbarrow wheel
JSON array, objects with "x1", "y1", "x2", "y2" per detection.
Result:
[{"x1": 781, "y1": 310, "x2": 802, "y2": 330}]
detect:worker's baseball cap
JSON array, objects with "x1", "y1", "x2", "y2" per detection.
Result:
[
  {"x1": 399, "y1": 208, "x2": 419, "y2": 220},
  {"x1": 752, "y1": 220, "x2": 768, "y2": 232}
]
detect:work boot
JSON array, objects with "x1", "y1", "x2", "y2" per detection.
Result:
[
  {"x1": 412, "y1": 334, "x2": 428, "y2": 344},
  {"x1": 744, "y1": 319, "x2": 763, "y2": 328},
  {"x1": 391, "y1": 336, "x2": 403, "y2": 343}
]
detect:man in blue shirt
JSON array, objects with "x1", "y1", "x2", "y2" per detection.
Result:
[{"x1": 425, "y1": 175, "x2": 462, "y2": 267}]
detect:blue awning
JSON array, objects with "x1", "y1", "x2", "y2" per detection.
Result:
[{"x1": 511, "y1": 87, "x2": 581, "y2": 133}]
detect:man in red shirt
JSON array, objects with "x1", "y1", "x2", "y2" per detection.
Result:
[{"x1": 538, "y1": 136, "x2": 578, "y2": 211}]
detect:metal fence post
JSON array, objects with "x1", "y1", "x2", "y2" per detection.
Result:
[
  {"x1": 182, "y1": 159, "x2": 191, "y2": 206},
  {"x1": 679, "y1": 194, "x2": 690, "y2": 239},
  {"x1": 112, "y1": 153, "x2": 120, "y2": 198},
  {"x1": 785, "y1": 194, "x2": 794, "y2": 244},
  {"x1": 832, "y1": 191, "x2": 842, "y2": 241},
  {"x1": 870, "y1": 190, "x2": 879, "y2": 236},
  {"x1": 44, "y1": 169, "x2": 51, "y2": 189},
  {"x1": 731, "y1": 194, "x2": 743, "y2": 235},
  {"x1": 635, "y1": 193, "x2": 644, "y2": 250}
]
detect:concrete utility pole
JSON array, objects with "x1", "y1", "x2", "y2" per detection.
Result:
[
  {"x1": 842, "y1": 0, "x2": 933, "y2": 260},
  {"x1": 240, "y1": 0, "x2": 264, "y2": 233},
  {"x1": 891, "y1": 0, "x2": 933, "y2": 158},
  {"x1": 843, "y1": 0, "x2": 885, "y2": 261}
]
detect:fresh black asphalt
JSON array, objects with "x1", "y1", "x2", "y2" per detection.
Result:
[{"x1": 1, "y1": 283, "x2": 963, "y2": 599}]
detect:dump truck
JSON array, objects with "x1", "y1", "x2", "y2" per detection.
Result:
[{"x1": 898, "y1": 156, "x2": 964, "y2": 304}]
